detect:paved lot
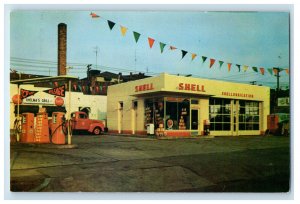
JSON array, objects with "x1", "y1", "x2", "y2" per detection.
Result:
[{"x1": 10, "y1": 134, "x2": 290, "y2": 192}]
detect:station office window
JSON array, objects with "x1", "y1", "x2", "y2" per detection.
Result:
[
  {"x1": 144, "y1": 97, "x2": 189, "y2": 130},
  {"x1": 209, "y1": 98, "x2": 231, "y2": 131},
  {"x1": 239, "y1": 100, "x2": 260, "y2": 130},
  {"x1": 144, "y1": 98, "x2": 164, "y2": 129},
  {"x1": 165, "y1": 97, "x2": 190, "y2": 130}
]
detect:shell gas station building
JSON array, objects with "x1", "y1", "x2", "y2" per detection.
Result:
[{"x1": 107, "y1": 73, "x2": 270, "y2": 137}]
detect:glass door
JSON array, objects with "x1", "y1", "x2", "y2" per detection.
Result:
[{"x1": 191, "y1": 109, "x2": 198, "y2": 130}]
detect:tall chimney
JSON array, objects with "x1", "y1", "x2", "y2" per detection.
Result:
[{"x1": 58, "y1": 23, "x2": 67, "y2": 75}]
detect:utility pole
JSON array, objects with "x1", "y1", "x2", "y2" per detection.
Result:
[
  {"x1": 274, "y1": 67, "x2": 281, "y2": 98},
  {"x1": 94, "y1": 46, "x2": 99, "y2": 69}
]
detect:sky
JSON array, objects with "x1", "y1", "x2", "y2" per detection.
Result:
[{"x1": 10, "y1": 10, "x2": 290, "y2": 88}]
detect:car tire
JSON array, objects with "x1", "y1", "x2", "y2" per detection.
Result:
[{"x1": 93, "y1": 127, "x2": 101, "y2": 135}]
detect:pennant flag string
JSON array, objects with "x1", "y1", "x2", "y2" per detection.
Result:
[
  {"x1": 159, "y1": 42, "x2": 166, "y2": 53},
  {"x1": 91, "y1": 12, "x2": 288, "y2": 77},
  {"x1": 191, "y1": 53, "x2": 197, "y2": 61},
  {"x1": 227, "y1": 63, "x2": 232, "y2": 72},
  {"x1": 169, "y1": 46, "x2": 177, "y2": 50},
  {"x1": 148, "y1": 37, "x2": 155, "y2": 48},
  {"x1": 73, "y1": 84, "x2": 77, "y2": 91},
  {"x1": 181, "y1": 50, "x2": 188, "y2": 59},
  {"x1": 236, "y1": 64, "x2": 241, "y2": 72},
  {"x1": 209, "y1": 59, "x2": 216, "y2": 68},
  {"x1": 219, "y1": 60, "x2": 224, "y2": 68},
  {"x1": 273, "y1": 68, "x2": 279, "y2": 75},
  {"x1": 243, "y1": 65, "x2": 249, "y2": 72},
  {"x1": 107, "y1": 20, "x2": 116, "y2": 30},
  {"x1": 260, "y1": 67, "x2": 265, "y2": 75},
  {"x1": 133, "y1": 31, "x2": 141, "y2": 43},
  {"x1": 267, "y1": 68, "x2": 273, "y2": 75},
  {"x1": 120, "y1": 26, "x2": 128, "y2": 36},
  {"x1": 90, "y1": 12, "x2": 100, "y2": 18}
]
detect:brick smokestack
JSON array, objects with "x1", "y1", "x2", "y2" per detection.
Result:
[{"x1": 58, "y1": 23, "x2": 67, "y2": 75}]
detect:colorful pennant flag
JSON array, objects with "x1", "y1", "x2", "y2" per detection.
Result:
[
  {"x1": 169, "y1": 46, "x2": 177, "y2": 50},
  {"x1": 285, "y1": 69, "x2": 289, "y2": 74},
  {"x1": 219, "y1": 61, "x2": 224, "y2": 68},
  {"x1": 73, "y1": 84, "x2": 77, "y2": 91},
  {"x1": 236, "y1": 64, "x2": 241, "y2": 72},
  {"x1": 148, "y1": 37, "x2": 155, "y2": 48},
  {"x1": 82, "y1": 86, "x2": 86, "y2": 92},
  {"x1": 120, "y1": 26, "x2": 128, "y2": 36},
  {"x1": 107, "y1": 20, "x2": 116, "y2": 30},
  {"x1": 202, "y1": 56, "x2": 207, "y2": 63},
  {"x1": 20, "y1": 89, "x2": 38, "y2": 99},
  {"x1": 227, "y1": 63, "x2": 232, "y2": 72},
  {"x1": 90, "y1": 12, "x2": 100, "y2": 18},
  {"x1": 209, "y1": 59, "x2": 216, "y2": 68},
  {"x1": 44, "y1": 85, "x2": 65, "y2": 97},
  {"x1": 243, "y1": 65, "x2": 249, "y2": 72},
  {"x1": 95, "y1": 86, "x2": 99, "y2": 92},
  {"x1": 159, "y1": 42, "x2": 166, "y2": 53},
  {"x1": 133, "y1": 31, "x2": 141, "y2": 43},
  {"x1": 259, "y1": 67, "x2": 265, "y2": 75},
  {"x1": 273, "y1": 68, "x2": 279, "y2": 75},
  {"x1": 267, "y1": 68, "x2": 273, "y2": 75},
  {"x1": 191, "y1": 53, "x2": 197, "y2": 61},
  {"x1": 252, "y1": 67, "x2": 258, "y2": 72},
  {"x1": 78, "y1": 85, "x2": 82, "y2": 91},
  {"x1": 181, "y1": 50, "x2": 188, "y2": 59}
]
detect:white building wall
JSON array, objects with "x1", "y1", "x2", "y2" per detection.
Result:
[{"x1": 10, "y1": 83, "x2": 107, "y2": 129}]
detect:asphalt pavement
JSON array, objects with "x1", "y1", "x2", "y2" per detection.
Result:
[{"x1": 9, "y1": 134, "x2": 290, "y2": 193}]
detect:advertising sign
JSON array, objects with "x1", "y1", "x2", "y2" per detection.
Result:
[{"x1": 278, "y1": 97, "x2": 289, "y2": 106}]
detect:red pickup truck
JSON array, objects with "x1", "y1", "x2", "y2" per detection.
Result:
[{"x1": 70, "y1": 111, "x2": 105, "y2": 135}]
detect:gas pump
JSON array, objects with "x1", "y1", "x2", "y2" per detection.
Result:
[
  {"x1": 204, "y1": 119, "x2": 210, "y2": 135},
  {"x1": 51, "y1": 112, "x2": 67, "y2": 144},
  {"x1": 20, "y1": 113, "x2": 35, "y2": 143},
  {"x1": 35, "y1": 112, "x2": 50, "y2": 143}
]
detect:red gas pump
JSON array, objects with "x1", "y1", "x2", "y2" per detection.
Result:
[
  {"x1": 51, "y1": 112, "x2": 67, "y2": 144},
  {"x1": 35, "y1": 112, "x2": 50, "y2": 143},
  {"x1": 20, "y1": 113, "x2": 35, "y2": 143}
]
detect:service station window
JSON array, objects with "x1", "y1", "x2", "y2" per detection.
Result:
[
  {"x1": 239, "y1": 100, "x2": 260, "y2": 130},
  {"x1": 209, "y1": 98, "x2": 231, "y2": 131},
  {"x1": 144, "y1": 98, "x2": 164, "y2": 129},
  {"x1": 165, "y1": 97, "x2": 190, "y2": 130},
  {"x1": 145, "y1": 97, "x2": 190, "y2": 130},
  {"x1": 119, "y1": 102, "x2": 123, "y2": 110},
  {"x1": 154, "y1": 99, "x2": 164, "y2": 129},
  {"x1": 145, "y1": 99, "x2": 154, "y2": 127},
  {"x1": 133, "y1": 101, "x2": 138, "y2": 109}
]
